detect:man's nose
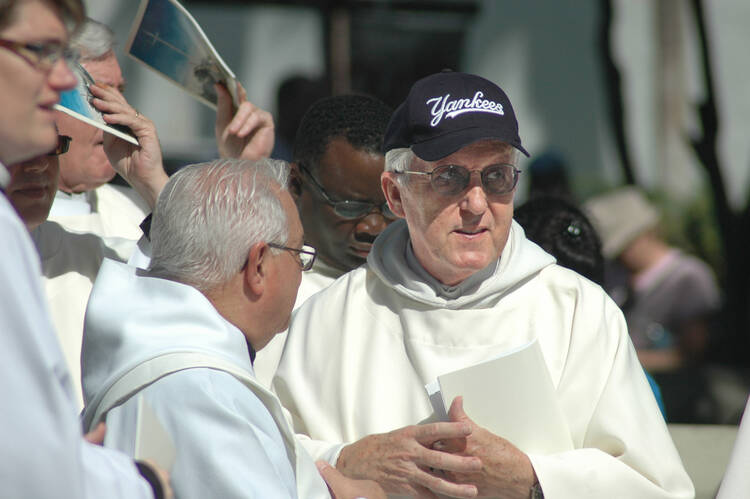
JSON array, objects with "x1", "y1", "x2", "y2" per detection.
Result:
[
  {"x1": 460, "y1": 178, "x2": 489, "y2": 214},
  {"x1": 49, "y1": 58, "x2": 77, "y2": 92},
  {"x1": 354, "y1": 212, "x2": 388, "y2": 241}
]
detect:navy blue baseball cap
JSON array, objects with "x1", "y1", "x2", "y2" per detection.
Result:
[{"x1": 383, "y1": 71, "x2": 529, "y2": 161}]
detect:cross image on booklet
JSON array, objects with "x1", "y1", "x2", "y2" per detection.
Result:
[
  {"x1": 425, "y1": 338, "x2": 574, "y2": 454},
  {"x1": 126, "y1": 0, "x2": 239, "y2": 109},
  {"x1": 53, "y1": 62, "x2": 139, "y2": 146}
]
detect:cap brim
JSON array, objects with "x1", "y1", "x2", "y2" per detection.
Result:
[{"x1": 411, "y1": 128, "x2": 529, "y2": 161}]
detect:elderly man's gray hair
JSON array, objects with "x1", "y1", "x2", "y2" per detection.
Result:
[
  {"x1": 385, "y1": 147, "x2": 415, "y2": 173},
  {"x1": 71, "y1": 18, "x2": 114, "y2": 60},
  {"x1": 149, "y1": 158, "x2": 291, "y2": 291}
]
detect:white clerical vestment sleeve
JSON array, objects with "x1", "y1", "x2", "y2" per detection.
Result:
[
  {"x1": 527, "y1": 301, "x2": 694, "y2": 499},
  {"x1": 0, "y1": 197, "x2": 152, "y2": 499}
]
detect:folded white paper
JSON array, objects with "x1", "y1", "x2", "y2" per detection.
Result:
[{"x1": 426, "y1": 339, "x2": 573, "y2": 454}]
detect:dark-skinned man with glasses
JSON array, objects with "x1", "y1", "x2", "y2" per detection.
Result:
[
  {"x1": 253, "y1": 93, "x2": 396, "y2": 385},
  {"x1": 273, "y1": 71, "x2": 694, "y2": 499}
]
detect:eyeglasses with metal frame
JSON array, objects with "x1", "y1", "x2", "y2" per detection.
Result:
[
  {"x1": 268, "y1": 243, "x2": 317, "y2": 271},
  {"x1": 299, "y1": 164, "x2": 397, "y2": 220},
  {"x1": 0, "y1": 38, "x2": 79, "y2": 71},
  {"x1": 395, "y1": 163, "x2": 521, "y2": 197},
  {"x1": 48, "y1": 135, "x2": 72, "y2": 156}
]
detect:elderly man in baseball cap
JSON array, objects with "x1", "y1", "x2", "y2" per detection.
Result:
[{"x1": 273, "y1": 71, "x2": 693, "y2": 499}]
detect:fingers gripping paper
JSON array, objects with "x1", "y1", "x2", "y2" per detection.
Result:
[{"x1": 426, "y1": 339, "x2": 574, "y2": 454}]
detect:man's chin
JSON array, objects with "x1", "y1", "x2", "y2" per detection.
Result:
[
  {"x1": 84, "y1": 168, "x2": 118, "y2": 189},
  {"x1": 450, "y1": 253, "x2": 498, "y2": 274}
]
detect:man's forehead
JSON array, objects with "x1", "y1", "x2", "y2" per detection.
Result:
[
  {"x1": 82, "y1": 54, "x2": 125, "y2": 89},
  {"x1": 315, "y1": 139, "x2": 386, "y2": 198}
]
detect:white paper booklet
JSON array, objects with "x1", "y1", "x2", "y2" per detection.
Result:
[
  {"x1": 126, "y1": 0, "x2": 239, "y2": 110},
  {"x1": 426, "y1": 339, "x2": 573, "y2": 454},
  {"x1": 54, "y1": 62, "x2": 139, "y2": 145},
  {"x1": 134, "y1": 396, "x2": 176, "y2": 472}
]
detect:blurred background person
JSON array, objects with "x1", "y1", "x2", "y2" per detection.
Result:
[
  {"x1": 271, "y1": 74, "x2": 329, "y2": 161},
  {"x1": 525, "y1": 151, "x2": 575, "y2": 202},
  {"x1": 515, "y1": 195, "x2": 603, "y2": 283},
  {"x1": 585, "y1": 186, "x2": 721, "y2": 422}
]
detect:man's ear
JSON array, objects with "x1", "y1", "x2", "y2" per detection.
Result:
[
  {"x1": 289, "y1": 162, "x2": 303, "y2": 199},
  {"x1": 381, "y1": 172, "x2": 406, "y2": 218},
  {"x1": 243, "y1": 242, "x2": 270, "y2": 296}
]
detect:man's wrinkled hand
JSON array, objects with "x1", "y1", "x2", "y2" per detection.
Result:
[
  {"x1": 336, "y1": 422, "x2": 482, "y2": 499},
  {"x1": 441, "y1": 397, "x2": 537, "y2": 499},
  {"x1": 90, "y1": 83, "x2": 167, "y2": 210},
  {"x1": 215, "y1": 82, "x2": 274, "y2": 161}
]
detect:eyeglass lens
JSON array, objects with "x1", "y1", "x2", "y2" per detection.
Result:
[
  {"x1": 299, "y1": 247, "x2": 315, "y2": 271},
  {"x1": 429, "y1": 164, "x2": 518, "y2": 196},
  {"x1": 302, "y1": 165, "x2": 395, "y2": 220},
  {"x1": 0, "y1": 39, "x2": 79, "y2": 70},
  {"x1": 333, "y1": 201, "x2": 396, "y2": 220}
]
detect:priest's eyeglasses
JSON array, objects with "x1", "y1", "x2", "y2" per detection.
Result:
[
  {"x1": 395, "y1": 163, "x2": 521, "y2": 196},
  {"x1": 268, "y1": 243, "x2": 317, "y2": 271},
  {"x1": 0, "y1": 39, "x2": 79, "y2": 71},
  {"x1": 300, "y1": 164, "x2": 396, "y2": 220}
]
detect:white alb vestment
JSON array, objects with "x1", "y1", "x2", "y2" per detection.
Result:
[
  {"x1": 0, "y1": 179, "x2": 151, "y2": 499},
  {"x1": 82, "y1": 259, "x2": 330, "y2": 499},
  {"x1": 254, "y1": 259, "x2": 341, "y2": 386},
  {"x1": 274, "y1": 220, "x2": 694, "y2": 498},
  {"x1": 50, "y1": 182, "x2": 149, "y2": 240},
  {"x1": 31, "y1": 222, "x2": 135, "y2": 409}
]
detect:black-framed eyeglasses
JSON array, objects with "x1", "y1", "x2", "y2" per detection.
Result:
[
  {"x1": 0, "y1": 38, "x2": 79, "y2": 71},
  {"x1": 47, "y1": 135, "x2": 72, "y2": 156},
  {"x1": 395, "y1": 163, "x2": 521, "y2": 197},
  {"x1": 268, "y1": 243, "x2": 317, "y2": 271},
  {"x1": 300, "y1": 164, "x2": 396, "y2": 220}
]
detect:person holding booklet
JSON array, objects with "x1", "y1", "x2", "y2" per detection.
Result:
[
  {"x1": 51, "y1": 18, "x2": 148, "y2": 241},
  {"x1": 273, "y1": 71, "x2": 694, "y2": 498}
]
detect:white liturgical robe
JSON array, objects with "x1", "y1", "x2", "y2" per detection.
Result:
[
  {"x1": 82, "y1": 259, "x2": 331, "y2": 499},
  {"x1": 274, "y1": 220, "x2": 694, "y2": 499},
  {"x1": 0, "y1": 173, "x2": 151, "y2": 499}
]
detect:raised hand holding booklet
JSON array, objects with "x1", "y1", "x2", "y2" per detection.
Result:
[
  {"x1": 425, "y1": 339, "x2": 574, "y2": 454},
  {"x1": 53, "y1": 63, "x2": 139, "y2": 145},
  {"x1": 126, "y1": 0, "x2": 239, "y2": 109}
]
